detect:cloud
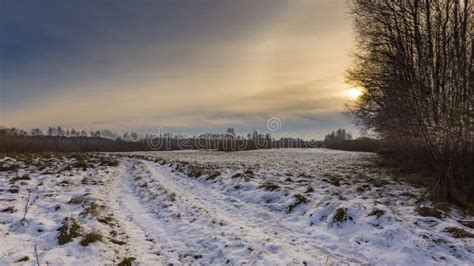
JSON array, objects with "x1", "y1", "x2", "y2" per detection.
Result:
[{"x1": 1, "y1": 0, "x2": 355, "y2": 138}]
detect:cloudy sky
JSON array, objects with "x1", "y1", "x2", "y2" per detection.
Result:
[{"x1": 1, "y1": 0, "x2": 357, "y2": 139}]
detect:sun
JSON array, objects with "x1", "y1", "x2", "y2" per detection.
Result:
[{"x1": 346, "y1": 88, "x2": 363, "y2": 100}]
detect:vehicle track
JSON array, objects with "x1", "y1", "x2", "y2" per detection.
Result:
[
  {"x1": 109, "y1": 158, "x2": 361, "y2": 264},
  {"x1": 110, "y1": 161, "x2": 271, "y2": 264},
  {"x1": 140, "y1": 159, "x2": 351, "y2": 263}
]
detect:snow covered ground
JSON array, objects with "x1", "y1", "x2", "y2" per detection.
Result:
[{"x1": 1, "y1": 149, "x2": 473, "y2": 265}]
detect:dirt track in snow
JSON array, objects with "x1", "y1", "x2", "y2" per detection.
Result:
[{"x1": 109, "y1": 158, "x2": 343, "y2": 264}]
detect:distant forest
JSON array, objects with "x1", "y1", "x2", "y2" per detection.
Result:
[{"x1": 0, "y1": 126, "x2": 323, "y2": 153}]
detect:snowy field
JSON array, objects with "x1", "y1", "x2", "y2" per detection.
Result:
[{"x1": 1, "y1": 149, "x2": 473, "y2": 265}]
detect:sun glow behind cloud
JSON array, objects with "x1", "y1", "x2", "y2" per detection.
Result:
[{"x1": 345, "y1": 88, "x2": 363, "y2": 100}]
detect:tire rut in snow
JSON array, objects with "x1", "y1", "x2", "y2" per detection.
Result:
[
  {"x1": 136, "y1": 159, "x2": 341, "y2": 264},
  {"x1": 116, "y1": 160, "x2": 260, "y2": 264},
  {"x1": 108, "y1": 164, "x2": 176, "y2": 264}
]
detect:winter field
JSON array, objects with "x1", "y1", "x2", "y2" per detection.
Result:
[{"x1": 0, "y1": 149, "x2": 473, "y2": 265}]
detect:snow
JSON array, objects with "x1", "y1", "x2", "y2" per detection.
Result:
[{"x1": 1, "y1": 149, "x2": 473, "y2": 265}]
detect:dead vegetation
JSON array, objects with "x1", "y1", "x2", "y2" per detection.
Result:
[
  {"x1": 0, "y1": 163, "x2": 20, "y2": 172},
  {"x1": 443, "y1": 227, "x2": 474, "y2": 239},
  {"x1": 14, "y1": 256, "x2": 29, "y2": 263},
  {"x1": 368, "y1": 209, "x2": 385, "y2": 219},
  {"x1": 118, "y1": 257, "x2": 136, "y2": 266},
  {"x1": 332, "y1": 208, "x2": 352, "y2": 225},
  {"x1": 288, "y1": 194, "x2": 309, "y2": 213},
  {"x1": 68, "y1": 195, "x2": 88, "y2": 205},
  {"x1": 187, "y1": 166, "x2": 204, "y2": 177},
  {"x1": 110, "y1": 238, "x2": 127, "y2": 246},
  {"x1": 415, "y1": 206, "x2": 443, "y2": 219},
  {"x1": 322, "y1": 175, "x2": 341, "y2": 186},
  {"x1": 57, "y1": 217, "x2": 82, "y2": 245},
  {"x1": 10, "y1": 174, "x2": 31, "y2": 183},
  {"x1": 258, "y1": 181, "x2": 280, "y2": 191},
  {"x1": 80, "y1": 232, "x2": 103, "y2": 246},
  {"x1": 82, "y1": 202, "x2": 103, "y2": 217},
  {"x1": 458, "y1": 220, "x2": 474, "y2": 229}
]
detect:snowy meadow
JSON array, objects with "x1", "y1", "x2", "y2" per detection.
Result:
[{"x1": 0, "y1": 149, "x2": 473, "y2": 265}]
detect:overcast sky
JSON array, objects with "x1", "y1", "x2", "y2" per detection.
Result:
[{"x1": 0, "y1": 0, "x2": 357, "y2": 139}]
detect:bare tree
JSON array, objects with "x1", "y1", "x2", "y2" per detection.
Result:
[{"x1": 347, "y1": 0, "x2": 473, "y2": 203}]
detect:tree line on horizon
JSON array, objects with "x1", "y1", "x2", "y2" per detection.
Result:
[
  {"x1": 322, "y1": 128, "x2": 380, "y2": 152},
  {"x1": 0, "y1": 126, "x2": 322, "y2": 153}
]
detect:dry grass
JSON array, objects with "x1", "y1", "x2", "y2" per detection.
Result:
[
  {"x1": 332, "y1": 208, "x2": 352, "y2": 225},
  {"x1": 68, "y1": 195, "x2": 88, "y2": 204},
  {"x1": 443, "y1": 227, "x2": 474, "y2": 238},
  {"x1": 57, "y1": 217, "x2": 81, "y2": 245},
  {"x1": 187, "y1": 166, "x2": 204, "y2": 177},
  {"x1": 10, "y1": 174, "x2": 31, "y2": 183},
  {"x1": 288, "y1": 194, "x2": 309, "y2": 213},
  {"x1": 415, "y1": 206, "x2": 443, "y2": 219},
  {"x1": 14, "y1": 256, "x2": 29, "y2": 262},
  {"x1": 368, "y1": 209, "x2": 385, "y2": 219},
  {"x1": 82, "y1": 202, "x2": 103, "y2": 217},
  {"x1": 80, "y1": 232, "x2": 103, "y2": 246},
  {"x1": 0, "y1": 163, "x2": 20, "y2": 172},
  {"x1": 258, "y1": 182, "x2": 280, "y2": 191},
  {"x1": 118, "y1": 257, "x2": 136, "y2": 266}
]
